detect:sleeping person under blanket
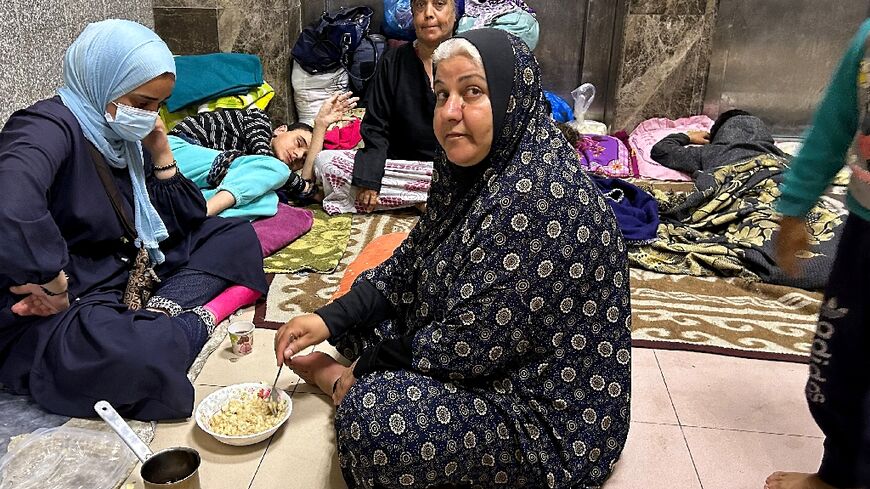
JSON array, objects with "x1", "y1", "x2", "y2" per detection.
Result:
[
  {"x1": 650, "y1": 109, "x2": 788, "y2": 175},
  {"x1": 168, "y1": 92, "x2": 357, "y2": 220}
]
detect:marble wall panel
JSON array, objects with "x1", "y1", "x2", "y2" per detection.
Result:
[
  {"x1": 147, "y1": 0, "x2": 722, "y2": 130},
  {"x1": 153, "y1": 7, "x2": 220, "y2": 54},
  {"x1": 611, "y1": 4, "x2": 716, "y2": 131},
  {"x1": 151, "y1": 0, "x2": 301, "y2": 123},
  {"x1": 665, "y1": 0, "x2": 707, "y2": 15},
  {"x1": 629, "y1": 0, "x2": 666, "y2": 15},
  {"x1": 301, "y1": 0, "x2": 327, "y2": 28},
  {"x1": 153, "y1": 0, "x2": 217, "y2": 7},
  {"x1": 630, "y1": 0, "x2": 710, "y2": 15},
  {"x1": 286, "y1": 0, "x2": 302, "y2": 123},
  {"x1": 218, "y1": 0, "x2": 293, "y2": 123}
]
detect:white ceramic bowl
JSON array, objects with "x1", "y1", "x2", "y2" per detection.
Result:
[{"x1": 195, "y1": 383, "x2": 292, "y2": 446}]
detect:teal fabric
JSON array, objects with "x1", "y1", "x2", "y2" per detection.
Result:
[
  {"x1": 57, "y1": 19, "x2": 174, "y2": 264},
  {"x1": 457, "y1": 11, "x2": 539, "y2": 50},
  {"x1": 777, "y1": 19, "x2": 870, "y2": 222},
  {"x1": 165, "y1": 53, "x2": 263, "y2": 112},
  {"x1": 169, "y1": 136, "x2": 288, "y2": 220}
]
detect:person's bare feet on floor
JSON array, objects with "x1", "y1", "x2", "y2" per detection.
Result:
[
  {"x1": 288, "y1": 352, "x2": 345, "y2": 395},
  {"x1": 764, "y1": 472, "x2": 839, "y2": 489}
]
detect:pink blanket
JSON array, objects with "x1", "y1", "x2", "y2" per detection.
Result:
[
  {"x1": 629, "y1": 115, "x2": 714, "y2": 181},
  {"x1": 324, "y1": 119, "x2": 362, "y2": 150}
]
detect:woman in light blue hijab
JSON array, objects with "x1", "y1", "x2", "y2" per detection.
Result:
[
  {"x1": 58, "y1": 19, "x2": 176, "y2": 264},
  {"x1": 0, "y1": 20, "x2": 267, "y2": 420}
]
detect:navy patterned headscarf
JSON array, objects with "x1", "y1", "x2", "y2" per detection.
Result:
[{"x1": 366, "y1": 29, "x2": 624, "y2": 307}]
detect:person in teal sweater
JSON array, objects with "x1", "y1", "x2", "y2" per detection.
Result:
[{"x1": 768, "y1": 18, "x2": 870, "y2": 489}]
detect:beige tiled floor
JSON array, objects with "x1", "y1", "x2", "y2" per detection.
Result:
[{"x1": 124, "y1": 330, "x2": 825, "y2": 489}]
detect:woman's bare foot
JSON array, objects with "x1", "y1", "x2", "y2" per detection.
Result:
[
  {"x1": 288, "y1": 352, "x2": 345, "y2": 395},
  {"x1": 764, "y1": 472, "x2": 839, "y2": 489}
]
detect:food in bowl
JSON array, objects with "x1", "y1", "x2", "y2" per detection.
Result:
[
  {"x1": 195, "y1": 383, "x2": 292, "y2": 446},
  {"x1": 207, "y1": 391, "x2": 288, "y2": 436}
]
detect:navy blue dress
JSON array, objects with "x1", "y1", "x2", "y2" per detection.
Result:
[{"x1": 0, "y1": 97, "x2": 266, "y2": 420}]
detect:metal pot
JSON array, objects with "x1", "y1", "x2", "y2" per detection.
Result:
[{"x1": 95, "y1": 401, "x2": 202, "y2": 489}]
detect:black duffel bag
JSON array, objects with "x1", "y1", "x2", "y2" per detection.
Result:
[
  {"x1": 291, "y1": 6, "x2": 374, "y2": 75},
  {"x1": 347, "y1": 33, "x2": 387, "y2": 96}
]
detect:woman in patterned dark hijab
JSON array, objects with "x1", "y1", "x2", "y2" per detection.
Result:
[{"x1": 275, "y1": 29, "x2": 631, "y2": 488}]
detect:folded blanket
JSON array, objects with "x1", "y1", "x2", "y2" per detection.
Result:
[
  {"x1": 591, "y1": 175, "x2": 659, "y2": 244},
  {"x1": 458, "y1": 10, "x2": 539, "y2": 50},
  {"x1": 465, "y1": 0, "x2": 535, "y2": 28},
  {"x1": 576, "y1": 134, "x2": 633, "y2": 178},
  {"x1": 160, "y1": 82, "x2": 275, "y2": 131},
  {"x1": 166, "y1": 53, "x2": 264, "y2": 112},
  {"x1": 315, "y1": 150, "x2": 431, "y2": 215},
  {"x1": 251, "y1": 203, "x2": 315, "y2": 257},
  {"x1": 629, "y1": 115, "x2": 713, "y2": 181}
]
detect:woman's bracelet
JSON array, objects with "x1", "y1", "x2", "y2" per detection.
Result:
[
  {"x1": 40, "y1": 272, "x2": 68, "y2": 296},
  {"x1": 40, "y1": 285, "x2": 68, "y2": 296},
  {"x1": 154, "y1": 160, "x2": 177, "y2": 172}
]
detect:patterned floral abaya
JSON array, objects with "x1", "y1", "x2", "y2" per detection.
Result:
[{"x1": 326, "y1": 29, "x2": 631, "y2": 489}]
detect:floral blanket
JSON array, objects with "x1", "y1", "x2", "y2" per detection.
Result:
[
  {"x1": 575, "y1": 134, "x2": 634, "y2": 178},
  {"x1": 629, "y1": 154, "x2": 848, "y2": 290}
]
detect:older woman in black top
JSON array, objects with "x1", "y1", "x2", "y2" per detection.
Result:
[{"x1": 349, "y1": 0, "x2": 465, "y2": 212}]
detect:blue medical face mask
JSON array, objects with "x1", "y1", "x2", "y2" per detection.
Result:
[{"x1": 105, "y1": 102, "x2": 158, "y2": 141}]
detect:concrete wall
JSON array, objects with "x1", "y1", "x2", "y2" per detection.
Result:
[{"x1": 0, "y1": 0, "x2": 153, "y2": 125}]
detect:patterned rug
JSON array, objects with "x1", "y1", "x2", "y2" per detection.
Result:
[
  {"x1": 254, "y1": 210, "x2": 821, "y2": 363},
  {"x1": 255, "y1": 210, "x2": 419, "y2": 328},
  {"x1": 630, "y1": 269, "x2": 820, "y2": 362},
  {"x1": 263, "y1": 207, "x2": 353, "y2": 274}
]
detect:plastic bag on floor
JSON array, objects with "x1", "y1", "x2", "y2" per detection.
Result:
[
  {"x1": 291, "y1": 62, "x2": 349, "y2": 125},
  {"x1": 0, "y1": 426, "x2": 136, "y2": 489},
  {"x1": 384, "y1": 0, "x2": 415, "y2": 40},
  {"x1": 568, "y1": 83, "x2": 607, "y2": 134}
]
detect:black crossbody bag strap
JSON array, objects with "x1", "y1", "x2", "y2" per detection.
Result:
[{"x1": 86, "y1": 143, "x2": 137, "y2": 239}]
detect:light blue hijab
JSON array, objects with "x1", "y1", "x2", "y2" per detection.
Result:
[{"x1": 58, "y1": 19, "x2": 175, "y2": 265}]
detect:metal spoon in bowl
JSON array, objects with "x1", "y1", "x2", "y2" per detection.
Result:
[{"x1": 266, "y1": 364, "x2": 283, "y2": 415}]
